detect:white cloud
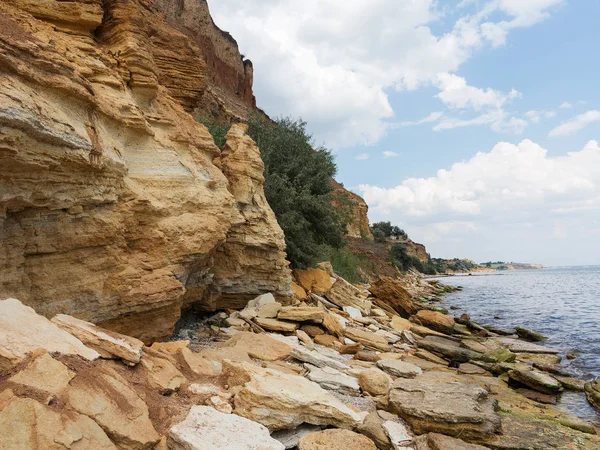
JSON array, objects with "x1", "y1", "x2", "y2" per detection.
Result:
[
  {"x1": 358, "y1": 139, "x2": 600, "y2": 262},
  {"x1": 383, "y1": 151, "x2": 399, "y2": 158},
  {"x1": 433, "y1": 110, "x2": 528, "y2": 134},
  {"x1": 549, "y1": 110, "x2": 600, "y2": 137},
  {"x1": 560, "y1": 102, "x2": 573, "y2": 109},
  {"x1": 359, "y1": 139, "x2": 600, "y2": 223},
  {"x1": 209, "y1": 0, "x2": 564, "y2": 148},
  {"x1": 398, "y1": 112, "x2": 444, "y2": 127},
  {"x1": 434, "y1": 73, "x2": 520, "y2": 111},
  {"x1": 355, "y1": 153, "x2": 369, "y2": 160},
  {"x1": 524, "y1": 109, "x2": 556, "y2": 124}
]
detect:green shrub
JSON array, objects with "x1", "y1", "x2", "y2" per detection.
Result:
[
  {"x1": 372, "y1": 228, "x2": 386, "y2": 243},
  {"x1": 198, "y1": 118, "x2": 231, "y2": 150},
  {"x1": 370, "y1": 221, "x2": 408, "y2": 240},
  {"x1": 246, "y1": 114, "x2": 346, "y2": 268},
  {"x1": 319, "y1": 246, "x2": 367, "y2": 284}
]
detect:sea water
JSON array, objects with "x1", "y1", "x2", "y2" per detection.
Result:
[{"x1": 439, "y1": 266, "x2": 600, "y2": 421}]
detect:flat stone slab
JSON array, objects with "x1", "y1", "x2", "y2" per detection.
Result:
[
  {"x1": 290, "y1": 346, "x2": 350, "y2": 371},
  {"x1": 389, "y1": 375, "x2": 501, "y2": 440},
  {"x1": 0, "y1": 299, "x2": 99, "y2": 371},
  {"x1": 168, "y1": 405, "x2": 284, "y2": 450},
  {"x1": 255, "y1": 318, "x2": 299, "y2": 332},
  {"x1": 494, "y1": 337, "x2": 560, "y2": 354},
  {"x1": 508, "y1": 369, "x2": 563, "y2": 394},
  {"x1": 52, "y1": 314, "x2": 143, "y2": 365},
  {"x1": 305, "y1": 364, "x2": 360, "y2": 396},
  {"x1": 278, "y1": 306, "x2": 324, "y2": 322},
  {"x1": 377, "y1": 359, "x2": 423, "y2": 378}
]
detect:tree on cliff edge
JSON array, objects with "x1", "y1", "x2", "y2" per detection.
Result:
[{"x1": 246, "y1": 114, "x2": 345, "y2": 268}]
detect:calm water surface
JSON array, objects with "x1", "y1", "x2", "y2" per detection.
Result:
[{"x1": 439, "y1": 266, "x2": 600, "y2": 421}]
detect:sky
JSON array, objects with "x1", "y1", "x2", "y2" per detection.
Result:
[{"x1": 209, "y1": 0, "x2": 600, "y2": 266}]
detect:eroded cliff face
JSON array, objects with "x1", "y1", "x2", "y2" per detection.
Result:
[
  {"x1": 331, "y1": 181, "x2": 373, "y2": 239},
  {"x1": 0, "y1": 0, "x2": 290, "y2": 342}
]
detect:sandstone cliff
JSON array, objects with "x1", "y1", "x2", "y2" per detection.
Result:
[
  {"x1": 331, "y1": 181, "x2": 373, "y2": 239},
  {"x1": 0, "y1": 0, "x2": 290, "y2": 343}
]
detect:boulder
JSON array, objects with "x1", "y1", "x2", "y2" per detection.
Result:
[
  {"x1": 66, "y1": 369, "x2": 160, "y2": 449},
  {"x1": 418, "y1": 337, "x2": 483, "y2": 364},
  {"x1": 414, "y1": 433, "x2": 491, "y2": 450},
  {"x1": 358, "y1": 368, "x2": 392, "y2": 396},
  {"x1": 508, "y1": 369, "x2": 563, "y2": 394},
  {"x1": 180, "y1": 347, "x2": 223, "y2": 377},
  {"x1": 168, "y1": 405, "x2": 284, "y2": 450},
  {"x1": 51, "y1": 314, "x2": 144, "y2": 365},
  {"x1": 296, "y1": 330, "x2": 314, "y2": 344},
  {"x1": 278, "y1": 306, "x2": 325, "y2": 322},
  {"x1": 8, "y1": 351, "x2": 74, "y2": 396},
  {"x1": 345, "y1": 328, "x2": 391, "y2": 352},
  {"x1": 326, "y1": 278, "x2": 372, "y2": 315},
  {"x1": 515, "y1": 326, "x2": 547, "y2": 342},
  {"x1": 314, "y1": 335, "x2": 339, "y2": 347},
  {"x1": 340, "y1": 343, "x2": 362, "y2": 354},
  {"x1": 140, "y1": 348, "x2": 186, "y2": 394},
  {"x1": 272, "y1": 424, "x2": 323, "y2": 449},
  {"x1": 0, "y1": 395, "x2": 116, "y2": 450},
  {"x1": 355, "y1": 350, "x2": 381, "y2": 362},
  {"x1": 357, "y1": 411, "x2": 392, "y2": 449},
  {"x1": 322, "y1": 312, "x2": 346, "y2": 339},
  {"x1": 301, "y1": 325, "x2": 327, "y2": 338},
  {"x1": 369, "y1": 277, "x2": 420, "y2": 317},
  {"x1": 255, "y1": 318, "x2": 299, "y2": 333},
  {"x1": 390, "y1": 316, "x2": 412, "y2": 332},
  {"x1": 220, "y1": 332, "x2": 292, "y2": 361},
  {"x1": 377, "y1": 359, "x2": 423, "y2": 378},
  {"x1": 291, "y1": 282, "x2": 309, "y2": 300},
  {"x1": 414, "y1": 311, "x2": 455, "y2": 335},
  {"x1": 584, "y1": 380, "x2": 600, "y2": 411},
  {"x1": 0, "y1": 299, "x2": 99, "y2": 371},
  {"x1": 293, "y1": 268, "x2": 333, "y2": 294},
  {"x1": 389, "y1": 375, "x2": 501, "y2": 440},
  {"x1": 305, "y1": 364, "x2": 361, "y2": 396},
  {"x1": 298, "y1": 429, "x2": 376, "y2": 450},
  {"x1": 230, "y1": 362, "x2": 362, "y2": 430}
]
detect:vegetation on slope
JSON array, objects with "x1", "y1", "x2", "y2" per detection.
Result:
[{"x1": 200, "y1": 114, "x2": 347, "y2": 270}]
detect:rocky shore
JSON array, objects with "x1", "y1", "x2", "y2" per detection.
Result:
[{"x1": 1, "y1": 267, "x2": 599, "y2": 449}]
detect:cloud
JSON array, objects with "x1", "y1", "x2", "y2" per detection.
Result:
[
  {"x1": 524, "y1": 109, "x2": 556, "y2": 124},
  {"x1": 383, "y1": 151, "x2": 399, "y2": 158},
  {"x1": 434, "y1": 73, "x2": 521, "y2": 110},
  {"x1": 358, "y1": 139, "x2": 600, "y2": 262},
  {"x1": 433, "y1": 110, "x2": 528, "y2": 134},
  {"x1": 397, "y1": 112, "x2": 444, "y2": 127},
  {"x1": 209, "y1": 0, "x2": 564, "y2": 148},
  {"x1": 560, "y1": 102, "x2": 573, "y2": 109},
  {"x1": 355, "y1": 153, "x2": 369, "y2": 160},
  {"x1": 358, "y1": 139, "x2": 600, "y2": 223},
  {"x1": 549, "y1": 110, "x2": 600, "y2": 137}
]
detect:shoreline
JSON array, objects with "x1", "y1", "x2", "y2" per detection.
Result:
[{"x1": 1, "y1": 268, "x2": 599, "y2": 449}]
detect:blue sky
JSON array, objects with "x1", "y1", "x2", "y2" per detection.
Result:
[{"x1": 210, "y1": 0, "x2": 600, "y2": 265}]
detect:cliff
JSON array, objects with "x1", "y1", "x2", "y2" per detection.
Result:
[
  {"x1": 0, "y1": 0, "x2": 290, "y2": 343},
  {"x1": 331, "y1": 181, "x2": 373, "y2": 239}
]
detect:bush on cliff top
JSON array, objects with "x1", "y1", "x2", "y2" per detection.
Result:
[
  {"x1": 200, "y1": 114, "x2": 346, "y2": 269},
  {"x1": 247, "y1": 114, "x2": 345, "y2": 268}
]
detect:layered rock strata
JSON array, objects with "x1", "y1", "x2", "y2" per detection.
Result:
[{"x1": 0, "y1": 0, "x2": 290, "y2": 342}]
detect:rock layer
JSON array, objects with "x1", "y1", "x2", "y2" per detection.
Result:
[{"x1": 0, "y1": 0, "x2": 290, "y2": 342}]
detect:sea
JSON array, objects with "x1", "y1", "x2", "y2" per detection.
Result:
[{"x1": 438, "y1": 266, "x2": 600, "y2": 422}]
